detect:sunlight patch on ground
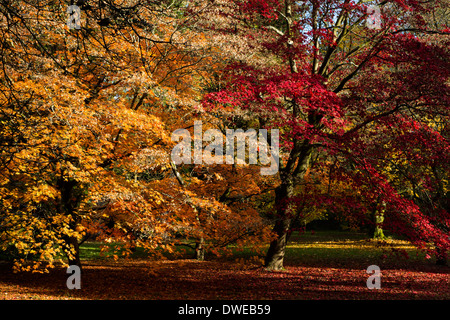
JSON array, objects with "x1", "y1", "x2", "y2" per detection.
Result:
[{"x1": 287, "y1": 239, "x2": 417, "y2": 250}]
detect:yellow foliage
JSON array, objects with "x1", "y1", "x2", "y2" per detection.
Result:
[{"x1": 0, "y1": 0, "x2": 275, "y2": 272}]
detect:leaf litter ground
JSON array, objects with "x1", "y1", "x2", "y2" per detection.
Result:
[{"x1": 0, "y1": 233, "x2": 448, "y2": 300}]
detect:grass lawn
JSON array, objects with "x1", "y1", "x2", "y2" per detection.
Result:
[
  {"x1": 285, "y1": 231, "x2": 429, "y2": 265},
  {"x1": 0, "y1": 231, "x2": 448, "y2": 300}
]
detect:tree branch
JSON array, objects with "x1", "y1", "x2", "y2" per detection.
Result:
[{"x1": 265, "y1": 25, "x2": 284, "y2": 36}]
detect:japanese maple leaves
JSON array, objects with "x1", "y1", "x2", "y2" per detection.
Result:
[
  {"x1": 203, "y1": 0, "x2": 450, "y2": 269},
  {"x1": 204, "y1": 64, "x2": 344, "y2": 145}
]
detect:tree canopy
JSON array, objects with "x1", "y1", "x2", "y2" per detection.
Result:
[{"x1": 0, "y1": 0, "x2": 448, "y2": 272}]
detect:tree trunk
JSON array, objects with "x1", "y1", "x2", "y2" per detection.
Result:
[
  {"x1": 371, "y1": 201, "x2": 386, "y2": 240},
  {"x1": 194, "y1": 237, "x2": 205, "y2": 261},
  {"x1": 436, "y1": 247, "x2": 447, "y2": 266},
  {"x1": 265, "y1": 182, "x2": 295, "y2": 271},
  {"x1": 57, "y1": 177, "x2": 83, "y2": 271},
  {"x1": 264, "y1": 141, "x2": 313, "y2": 271},
  {"x1": 264, "y1": 215, "x2": 292, "y2": 271},
  {"x1": 64, "y1": 235, "x2": 82, "y2": 271}
]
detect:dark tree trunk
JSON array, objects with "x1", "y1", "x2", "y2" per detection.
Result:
[
  {"x1": 264, "y1": 215, "x2": 292, "y2": 271},
  {"x1": 436, "y1": 247, "x2": 447, "y2": 266},
  {"x1": 264, "y1": 141, "x2": 313, "y2": 271},
  {"x1": 57, "y1": 177, "x2": 83, "y2": 271},
  {"x1": 65, "y1": 235, "x2": 82, "y2": 271},
  {"x1": 265, "y1": 182, "x2": 295, "y2": 271}
]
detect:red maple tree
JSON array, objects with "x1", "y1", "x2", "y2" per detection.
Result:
[{"x1": 203, "y1": 0, "x2": 450, "y2": 270}]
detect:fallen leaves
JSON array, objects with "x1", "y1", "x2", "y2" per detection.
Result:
[
  {"x1": 1, "y1": 235, "x2": 448, "y2": 300},
  {"x1": 0, "y1": 257, "x2": 448, "y2": 300}
]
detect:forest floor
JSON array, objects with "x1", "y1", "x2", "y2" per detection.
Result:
[{"x1": 0, "y1": 231, "x2": 449, "y2": 300}]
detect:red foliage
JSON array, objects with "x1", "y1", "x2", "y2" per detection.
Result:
[{"x1": 203, "y1": 0, "x2": 450, "y2": 266}]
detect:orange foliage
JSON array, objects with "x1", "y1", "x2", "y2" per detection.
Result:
[{"x1": 0, "y1": 0, "x2": 273, "y2": 272}]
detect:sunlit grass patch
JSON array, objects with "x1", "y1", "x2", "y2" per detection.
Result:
[
  {"x1": 288, "y1": 239, "x2": 417, "y2": 250},
  {"x1": 284, "y1": 231, "x2": 429, "y2": 266}
]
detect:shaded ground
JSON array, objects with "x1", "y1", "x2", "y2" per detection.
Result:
[{"x1": 0, "y1": 232, "x2": 449, "y2": 300}]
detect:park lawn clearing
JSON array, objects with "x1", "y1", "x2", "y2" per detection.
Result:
[{"x1": 0, "y1": 231, "x2": 448, "y2": 300}]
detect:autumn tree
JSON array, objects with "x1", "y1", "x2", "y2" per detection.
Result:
[
  {"x1": 0, "y1": 0, "x2": 220, "y2": 271},
  {"x1": 203, "y1": 0, "x2": 450, "y2": 270},
  {"x1": 0, "y1": 0, "x2": 275, "y2": 271}
]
